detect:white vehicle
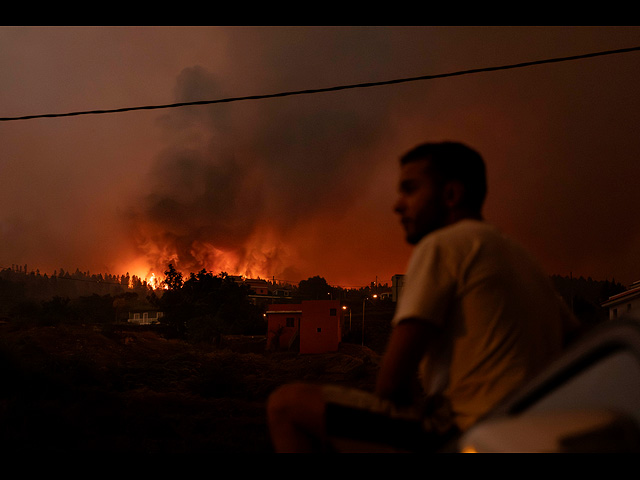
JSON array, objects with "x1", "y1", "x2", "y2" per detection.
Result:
[{"x1": 455, "y1": 317, "x2": 640, "y2": 453}]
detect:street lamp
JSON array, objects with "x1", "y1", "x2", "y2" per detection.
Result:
[
  {"x1": 342, "y1": 305, "x2": 351, "y2": 331},
  {"x1": 362, "y1": 294, "x2": 377, "y2": 346}
]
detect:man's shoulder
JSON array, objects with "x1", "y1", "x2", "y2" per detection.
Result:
[
  {"x1": 422, "y1": 219, "x2": 499, "y2": 246},
  {"x1": 412, "y1": 220, "x2": 515, "y2": 268}
]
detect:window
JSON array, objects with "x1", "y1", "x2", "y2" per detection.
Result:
[
  {"x1": 286, "y1": 317, "x2": 295, "y2": 327},
  {"x1": 330, "y1": 308, "x2": 336, "y2": 316},
  {"x1": 317, "y1": 328, "x2": 322, "y2": 333}
]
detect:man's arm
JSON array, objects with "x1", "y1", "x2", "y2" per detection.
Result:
[{"x1": 375, "y1": 318, "x2": 440, "y2": 405}]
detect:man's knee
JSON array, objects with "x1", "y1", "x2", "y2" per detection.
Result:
[
  {"x1": 267, "y1": 383, "x2": 300, "y2": 421},
  {"x1": 267, "y1": 383, "x2": 329, "y2": 452},
  {"x1": 268, "y1": 383, "x2": 323, "y2": 420}
]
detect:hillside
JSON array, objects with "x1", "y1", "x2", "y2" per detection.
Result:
[{"x1": 0, "y1": 322, "x2": 381, "y2": 453}]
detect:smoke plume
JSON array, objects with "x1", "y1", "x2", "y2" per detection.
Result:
[{"x1": 125, "y1": 64, "x2": 393, "y2": 282}]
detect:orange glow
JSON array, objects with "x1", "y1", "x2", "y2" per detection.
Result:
[
  {"x1": 125, "y1": 220, "x2": 299, "y2": 286},
  {"x1": 147, "y1": 273, "x2": 162, "y2": 290},
  {"x1": 127, "y1": 268, "x2": 162, "y2": 290},
  {"x1": 112, "y1": 255, "x2": 163, "y2": 290}
]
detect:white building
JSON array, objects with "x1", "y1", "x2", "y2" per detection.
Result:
[
  {"x1": 602, "y1": 281, "x2": 640, "y2": 320},
  {"x1": 128, "y1": 310, "x2": 164, "y2": 325},
  {"x1": 392, "y1": 274, "x2": 405, "y2": 303}
]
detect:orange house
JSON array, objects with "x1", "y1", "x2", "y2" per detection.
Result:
[{"x1": 266, "y1": 300, "x2": 344, "y2": 354}]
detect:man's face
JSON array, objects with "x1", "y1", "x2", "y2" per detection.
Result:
[{"x1": 394, "y1": 159, "x2": 448, "y2": 245}]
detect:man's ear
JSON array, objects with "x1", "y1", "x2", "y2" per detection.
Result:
[{"x1": 443, "y1": 180, "x2": 464, "y2": 208}]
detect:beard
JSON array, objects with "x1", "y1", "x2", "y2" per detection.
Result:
[{"x1": 404, "y1": 205, "x2": 450, "y2": 245}]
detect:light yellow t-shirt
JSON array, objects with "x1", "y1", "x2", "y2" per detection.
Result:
[{"x1": 393, "y1": 219, "x2": 576, "y2": 431}]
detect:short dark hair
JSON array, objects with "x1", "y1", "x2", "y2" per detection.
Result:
[{"x1": 400, "y1": 141, "x2": 487, "y2": 213}]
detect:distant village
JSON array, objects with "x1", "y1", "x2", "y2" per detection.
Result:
[
  {"x1": 0, "y1": 263, "x2": 405, "y2": 308},
  {"x1": 0, "y1": 264, "x2": 405, "y2": 354},
  {"x1": 0, "y1": 262, "x2": 635, "y2": 354}
]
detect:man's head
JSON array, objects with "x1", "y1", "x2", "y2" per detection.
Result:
[{"x1": 393, "y1": 141, "x2": 487, "y2": 244}]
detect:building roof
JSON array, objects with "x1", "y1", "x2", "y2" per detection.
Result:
[
  {"x1": 265, "y1": 303, "x2": 303, "y2": 314},
  {"x1": 602, "y1": 286, "x2": 640, "y2": 307}
]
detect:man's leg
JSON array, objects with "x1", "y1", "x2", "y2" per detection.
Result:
[
  {"x1": 267, "y1": 382, "x2": 440, "y2": 452},
  {"x1": 267, "y1": 383, "x2": 329, "y2": 453}
]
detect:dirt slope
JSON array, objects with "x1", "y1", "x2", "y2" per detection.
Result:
[{"x1": 0, "y1": 323, "x2": 380, "y2": 453}]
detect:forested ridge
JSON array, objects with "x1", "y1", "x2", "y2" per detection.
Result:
[{"x1": 0, "y1": 264, "x2": 626, "y2": 341}]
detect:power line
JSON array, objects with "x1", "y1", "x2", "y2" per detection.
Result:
[{"x1": 2, "y1": 45, "x2": 640, "y2": 123}]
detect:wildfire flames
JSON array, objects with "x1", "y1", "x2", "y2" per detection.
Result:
[
  {"x1": 121, "y1": 220, "x2": 297, "y2": 290},
  {"x1": 147, "y1": 273, "x2": 162, "y2": 290},
  {"x1": 114, "y1": 64, "x2": 395, "y2": 289}
]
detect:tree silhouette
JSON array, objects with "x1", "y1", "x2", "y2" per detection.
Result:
[
  {"x1": 297, "y1": 275, "x2": 333, "y2": 300},
  {"x1": 162, "y1": 264, "x2": 184, "y2": 291},
  {"x1": 155, "y1": 267, "x2": 264, "y2": 341}
]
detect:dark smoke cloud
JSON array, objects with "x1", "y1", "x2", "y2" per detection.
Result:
[{"x1": 126, "y1": 63, "x2": 394, "y2": 279}]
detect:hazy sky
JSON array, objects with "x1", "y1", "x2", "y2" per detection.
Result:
[{"x1": 1, "y1": 26, "x2": 640, "y2": 287}]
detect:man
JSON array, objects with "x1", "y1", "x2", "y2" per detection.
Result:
[{"x1": 267, "y1": 141, "x2": 577, "y2": 452}]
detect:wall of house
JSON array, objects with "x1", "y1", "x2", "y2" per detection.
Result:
[
  {"x1": 299, "y1": 300, "x2": 342, "y2": 354},
  {"x1": 266, "y1": 304, "x2": 302, "y2": 351},
  {"x1": 247, "y1": 282, "x2": 269, "y2": 295},
  {"x1": 266, "y1": 300, "x2": 344, "y2": 354},
  {"x1": 603, "y1": 283, "x2": 640, "y2": 321},
  {"x1": 128, "y1": 311, "x2": 163, "y2": 325},
  {"x1": 609, "y1": 295, "x2": 640, "y2": 320}
]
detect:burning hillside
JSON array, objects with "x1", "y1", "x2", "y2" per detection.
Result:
[{"x1": 119, "y1": 65, "x2": 395, "y2": 286}]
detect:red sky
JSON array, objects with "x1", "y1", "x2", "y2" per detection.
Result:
[{"x1": 1, "y1": 26, "x2": 640, "y2": 288}]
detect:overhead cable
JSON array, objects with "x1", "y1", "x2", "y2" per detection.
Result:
[{"x1": 1, "y1": 45, "x2": 639, "y2": 123}]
